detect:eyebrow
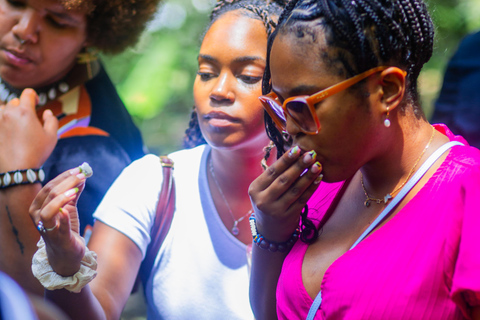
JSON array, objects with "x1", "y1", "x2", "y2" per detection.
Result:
[{"x1": 198, "y1": 54, "x2": 266, "y2": 64}]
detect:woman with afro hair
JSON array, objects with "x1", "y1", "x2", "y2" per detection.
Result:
[{"x1": 0, "y1": 0, "x2": 160, "y2": 295}]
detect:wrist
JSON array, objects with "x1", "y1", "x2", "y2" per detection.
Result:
[
  {"x1": 32, "y1": 238, "x2": 97, "y2": 293},
  {"x1": 0, "y1": 168, "x2": 45, "y2": 189},
  {"x1": 249, "y1": 213, "x2": 300, "y2": 253}
]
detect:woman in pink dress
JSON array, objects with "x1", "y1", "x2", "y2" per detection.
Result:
[{"x1": 248, "y1": 0, "x2": 480, "y2": 319}]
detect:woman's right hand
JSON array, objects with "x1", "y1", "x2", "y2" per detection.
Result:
[
  {"x1": 29, "y1": 167, "x2": 88, "y2": 276},
  {"x1": 0, "y1": 89, "x2": 58, "y2": 172},
  {"x1": 248, "y1": 146, "x2": 323, "y2": 242}
]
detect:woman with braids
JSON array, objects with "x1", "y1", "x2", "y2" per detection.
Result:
[
  {"x1": 248, "y1": 0, "x2": 480, "y2": 319},
  {"x1": 28, "y1": 0, "x2": 284, "y2": 318},
  {"x1": 0, "y1": 0, "x2": 158, "y2": 295}
]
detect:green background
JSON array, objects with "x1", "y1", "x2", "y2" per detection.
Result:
[{"x1": 101, "y1": 0, "x2": 480, "y2": 155}]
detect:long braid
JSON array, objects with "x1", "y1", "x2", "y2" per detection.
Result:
[
  {"x1": 183, "y1": 108, "x2": 207, "y2": 149},
  {"x1": 183, "y1": 0, "x2": 285, "y2": 149},
  {"x1": 264, "y1": 0, "x2": 435, "y2": 243}
]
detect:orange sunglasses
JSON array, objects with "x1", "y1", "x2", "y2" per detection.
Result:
[{"x1": 259, "y1": 66, "x2": 406, "y2": 134}]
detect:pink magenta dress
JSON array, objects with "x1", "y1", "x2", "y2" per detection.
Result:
[{"x1": 276, "y1": 125, "x2": 480, "y2": 319}]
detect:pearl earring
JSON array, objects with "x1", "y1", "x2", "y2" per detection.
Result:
[{"x1": 384, "y1": 107, "x2": 391, "y2": 127}]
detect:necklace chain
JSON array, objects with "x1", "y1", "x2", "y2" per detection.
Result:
[
  {"x1": 361, "y1": 126, "x2": 436, "y2": 207},
  {"x1": 209, "y1": 157, "x2": 252, "y2": 236}
]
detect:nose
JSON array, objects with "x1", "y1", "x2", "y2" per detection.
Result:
[
  {"x1": 285, "y1": 116, "x2": 302, "y2": 136},
  {"x1": 12, "y1": 9, "x2": 40, "y2": 44},
  {"x1": 209, "y1": 72, "x2": 234, "y2": 104}
]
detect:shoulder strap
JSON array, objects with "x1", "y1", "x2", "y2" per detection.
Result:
[{"x1": 139, "y1": 156, "x2": 175, "y2": 285}]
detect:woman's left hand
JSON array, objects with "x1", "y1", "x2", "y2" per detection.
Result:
[
  {"x1": 29, "y1": 168, "x2": 87, "y2": 277},
  {"x1": 249, "y1": 146, "x2": 323, "y2": 242},
  {"x1": 0, "y1": 89, "x2": 58, "y2": 172}
]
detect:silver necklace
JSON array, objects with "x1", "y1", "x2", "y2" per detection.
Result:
[{"x1": 209, "y1": 157, "x2": 252, "y2": 236}]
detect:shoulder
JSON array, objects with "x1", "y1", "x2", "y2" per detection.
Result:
[
  {"x1": 125, "y1": 154, "x2": 165, "y2": 175},
  {"x1": 168, "y1": 145, "x2": 206, "y2": 160},
  {"x1": 436, "y1": 144, "x2": 480, "y2": 196},
  {"x1": 167, "y1": 145, "x2": 207, "y2": 170},
  {"x1": 449, "y1": 144, "x2": 480, "y2": 169}
]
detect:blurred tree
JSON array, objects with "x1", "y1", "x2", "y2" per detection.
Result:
[
  {"x1": 102, "y1": 0, "x2": 480, "y2": 154},
  {"x1": 419, "y1": 0, "x2": 480, "y2": 119}
]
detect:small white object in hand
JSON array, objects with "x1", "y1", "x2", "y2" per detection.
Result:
[{"x1": 79, "y1": 162, "x2": 93, "y2": 178}]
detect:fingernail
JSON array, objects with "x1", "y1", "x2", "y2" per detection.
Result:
[
  {"x1": 303, "y1": 150, "x2": 317, "y2": 163},
  {"x1": 311, "y1": 162, "x2": 322, "y2": 173},
  {"x1": 70, "y1": 167, "x2": 80, "y2": 175},
  {"x1": 76, "y1": 173, "x2": 86, "y2": 180},
  {"x1": 289, "y1": 146, "x2": 300, "y2": 157},
  {"x1": 314, "y1": 174, "x2": 323, "y2": 185},
  {"x1": 64, "y1": 188, "x2": 79, "y2": 197},
  {"x1": 59, "y1": 208, "x2": 64, "y2": 213},
  {"x1": 78, "y1": 162, "x2": 93, "y2": 178}
]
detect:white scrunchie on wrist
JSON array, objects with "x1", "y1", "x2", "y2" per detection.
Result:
[{"x1": 31, "y1": 238, "x2": 97, "y2": 293}]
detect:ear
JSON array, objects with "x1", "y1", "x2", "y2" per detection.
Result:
[{"x1": 378, "y1": 67, "x2": 406, "y2": 112}]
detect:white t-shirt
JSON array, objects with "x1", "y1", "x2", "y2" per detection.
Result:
[{"x1": 93, "y1": 145, "x2": 254, "y2": 320}]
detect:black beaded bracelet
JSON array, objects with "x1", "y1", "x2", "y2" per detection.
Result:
[
  {"x1": 0, "y1": 168, "x2": 45, "y2": 189},
  {"x1": 249, "y1": 213, "x2": 300, "y2": 253}
]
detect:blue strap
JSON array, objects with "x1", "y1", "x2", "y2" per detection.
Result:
[
  {"x1": 305, "y1": 141, "x2": 463, "y2": 320},
  {"x1": 306, "y1": 291, "x2": 324, "y2": 320}
]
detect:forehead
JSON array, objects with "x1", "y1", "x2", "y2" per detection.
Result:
[
  {"x1": 270, "y1": 30, "x2": 346, "y2": 95},
  {"x1": 200, "y1": 11, "x2": 267, "y2": 57}
]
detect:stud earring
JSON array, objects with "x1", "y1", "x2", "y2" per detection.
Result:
[{"x1": 384, "y1": 107, "x2": 391, "y2": 127}]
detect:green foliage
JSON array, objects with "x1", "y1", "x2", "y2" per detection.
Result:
[{"x1": 102, "y1": 0, "x2": 480, "y2": 154}]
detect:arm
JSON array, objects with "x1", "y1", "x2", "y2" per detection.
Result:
[
  {"x1": 30, "y1": 169, "x2": 143, "y2": 320},
  {"x1": 0, "y1": 90, "x2": 57, "y2": 294},
  {"x1": 45, "y1": 222, "x2": 143, "y2": 320},
  {"x1": 248, "y1": 147, "x2": 322, "y2": 320}
]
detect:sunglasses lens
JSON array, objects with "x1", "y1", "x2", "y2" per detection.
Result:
[{"x1": 285, "y1": 101, "x2": 318, "y2": 133}]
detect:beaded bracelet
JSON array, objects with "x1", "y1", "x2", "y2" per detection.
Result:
[
  {"x1": 249, "y1": 213, "x2": 300, "y2": 253},
  {"x1": 0, "y1": 168, "x2": 45, "y2": 189}
]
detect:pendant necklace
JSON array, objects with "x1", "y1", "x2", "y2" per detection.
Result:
[
  {"x1": 361, "y1": 126, "x2": 435, "y2": 207},
  {"x1": 209, "y1": 158, "x2": 252, "y2": 236}
]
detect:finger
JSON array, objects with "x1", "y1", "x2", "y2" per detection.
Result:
[
  {"x1": 284, "y1": 162, "x2": 323, "y2": 212},
  {"x1": 251, "y1": 146, "x2": 303, "y2": 192},
  {"x1": 6, "y1": 97, "x2": 20, "y2": 107},
  {"x1": 266, "y1": 150, "x2": 319, "y2": 202},
  {"x1": 42, "y1": 109, "x2": 59, "y2": 138},
  {"x1": 36, "y1": 187, "x2": 80, "y2": 229},
  {"x1": 30, "y1": 166, "x2": 87, "y2": 215},
  {"x1": 18, "y1": 88, "x2": 38, "y2": 109}
]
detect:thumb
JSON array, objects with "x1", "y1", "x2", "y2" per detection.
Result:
[
  {"x1": 42, "y1": 109, "x2": 59, "y2": 138},
  {"x1": 19, "y1": 88, "x2": 38, "y2": 108},
  {"x1": 57, "y1": 207, "x2": 72, "y2": 236}
]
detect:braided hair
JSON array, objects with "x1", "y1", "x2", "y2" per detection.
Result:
[
  {"x1": 263, "y1": 0, "x2": 435, "y2": 243},
  {"x1": 182, "y1": 0, "x2": 286, "y2": 149}
]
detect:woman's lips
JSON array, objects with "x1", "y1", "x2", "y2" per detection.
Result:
[
  {"x1": 4, "y1": 49, "x2": 32, "y2": 66},
  {"x1": 204, "y1": 111, "x2": 239, "y2": 127}
]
